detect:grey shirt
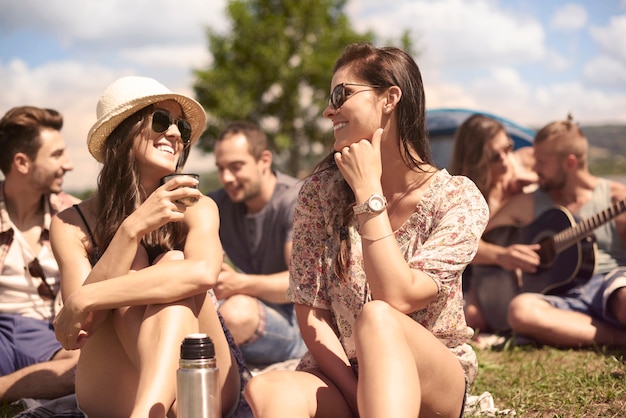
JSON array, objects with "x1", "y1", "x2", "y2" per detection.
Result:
[{"x1": 208, "y1": 171, "x2": 302, "y2": 315}]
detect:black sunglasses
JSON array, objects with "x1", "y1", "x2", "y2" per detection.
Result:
[
  {"x1": 28, "y1": 258, "x2": 57, "y2": 300},
  {"x1": 329, "y1": 83, "x2": 381, "y2": 110},
  {"x1": 150, "y1": 109, "x2": 192, "y2": 144}
]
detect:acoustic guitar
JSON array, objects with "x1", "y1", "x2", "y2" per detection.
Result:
[{"x1": 471, "y1": 198, "x2": 626, "y2": 332}]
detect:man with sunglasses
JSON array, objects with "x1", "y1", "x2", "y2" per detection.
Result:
[
  {"x1": 209, "y1": 121, "x2": 307, "y2": 367},
  {"x1": 0, "y1": 106, "x2": 79, "y2": 402}
]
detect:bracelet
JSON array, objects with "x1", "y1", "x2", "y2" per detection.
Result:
[{"x1": 360, "y1": 232, "x2": 395, "y2": 242}]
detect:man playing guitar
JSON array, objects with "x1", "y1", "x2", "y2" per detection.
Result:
[{"x1": 470, "y1": 115, "x2": 626, "y2": 347}]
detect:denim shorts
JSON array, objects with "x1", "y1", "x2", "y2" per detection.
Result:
[
  {"x1": 541, "y1": 267, "x2": 626, "y2": 329},
  {"x1": 240, "y1": 300, "x2": 306, "y2": 365},
  {"x1": 0, "y1": 314, "x2": 63, "y2": 375}
]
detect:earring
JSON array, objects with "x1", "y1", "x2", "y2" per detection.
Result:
[{"x1": 384, "y1": 106, "x2": 392, "y2": 113}]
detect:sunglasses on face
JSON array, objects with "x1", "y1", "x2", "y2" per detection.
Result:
[
  {"x1": 488, "y1": 142, "x2": 514, "y2": 164},
  {"x1": 28, "y1": 258, "x2": 57, "y2": 300},
  {"x1": 328, "y1": 83, "x2": 381, "y2": 110},
  {"x1": 150, "y1": 109, "x2": 192, "y2": 144}
]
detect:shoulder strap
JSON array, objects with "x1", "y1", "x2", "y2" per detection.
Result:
[{"x1": 73, "y1": 204, "x2": 96, "y2": 247}]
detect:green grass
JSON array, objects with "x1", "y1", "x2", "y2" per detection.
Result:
[
  {"x1": 0, "y1": 403, "x2": 23, "y2": 418},
  {"x1": 2, "y1": 344, "x2": 625, "y2": 417},
  {"x1": 471, "y1": 342, "x2": 626, "y2": 417}
]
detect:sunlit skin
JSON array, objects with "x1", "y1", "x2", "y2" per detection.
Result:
[
  {"x1": 244, "y1": 62, "x2": 471, "y2": 418},
  {"x1": 214, "y1": 133, "x2": 267, "y2": 209},
  {"x1": 48, "y1": 94, "x2": 243, "y2": 417},
  {"x1": 28, "y1": 128, "x2": 74, "y2": 194},
  {"x1": 323, "y1": 68, "x2": 387, "y2": 152},
  {"x1": 533, "y1": 142, "x2": 567, "y2": 192},
  {"x1": 486, "y1": 130, "x2": 513, "y2": 180},
  {"x1": 133, "y1": 100, "x2": 191, "y2": 194}
]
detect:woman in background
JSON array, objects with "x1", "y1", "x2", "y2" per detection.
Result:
[{"x1": 450, "y1": 114, "x2": 537, "y2": 332}]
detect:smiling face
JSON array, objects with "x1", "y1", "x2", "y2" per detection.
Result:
[
  {"x1": 323, "y1": 66, "x2": 386, "y2": 151},
  {"x1": 28, "y1": 127, "x2": 74, "y2": 194},
  {"x1": 133, "y1": 100, "x2": 187, "y2": 182},
  {"x1": 214, "y1": 133, "x2": 269, "y2": 203}
]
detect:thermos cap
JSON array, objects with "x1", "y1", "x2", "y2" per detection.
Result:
[{"x1": 180, "y1": 333, "x2": 215, "y2": 359}]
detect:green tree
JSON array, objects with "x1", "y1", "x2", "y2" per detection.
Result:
[{"x1": 193, "y1": 0, "x2": 373, "y2": 176}]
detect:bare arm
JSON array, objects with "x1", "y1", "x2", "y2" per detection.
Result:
[
  {"x1": 472, "y1": 191, "x2": 541, "y2": 271},
  {"x1": 335, "y1": 130, "x2": 458, "y2": 313},
  {"x1": 215, "y1": 241, "x2": 292, "y2": 304},
  {"x1": 52, "y1": 178, "x2": 221, "y2": 349}
]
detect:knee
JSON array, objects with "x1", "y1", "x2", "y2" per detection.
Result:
[
  {"x1": 355, "y1": 300, "x2": 398, "y2": 335},
  {"x1": 244, "y1": 373, "x2": 270, "y2": 408},
  {"x1": 244, "y1": 371, "x2": 301, "y2": 413},
  {"x1": 155, "y1": 249, "x2": 184, "y2": 263},
  {"x1": 219, "y1": 294, "x2": 258, "y2": 328},
  {"x1": 464, "y1": 301, "x2": 488, "y2": 332},
  {"x1": 609, "y1": 287, "x2": 626, "y2": 325},
  {"x1": 507, "y1": 293, "x2": 540, "y2": 331}
]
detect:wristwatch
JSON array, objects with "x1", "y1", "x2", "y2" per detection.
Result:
[{"x1": 353, "y1": 194, "x2": 387, "y2": 215}]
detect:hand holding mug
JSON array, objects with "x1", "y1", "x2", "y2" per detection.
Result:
[{"x1": 160, "y1": 173, "x2": 201, "y2": 206}]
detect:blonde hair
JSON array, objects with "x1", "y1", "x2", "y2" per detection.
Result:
[{"x1": 534, "y1": 114, "x2": 588, "y2": 167}]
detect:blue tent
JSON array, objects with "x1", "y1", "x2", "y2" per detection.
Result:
[{"x1": 426, "y1": 107, "x2": 536, "y2": 169}]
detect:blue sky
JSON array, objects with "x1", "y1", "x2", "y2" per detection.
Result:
[{"x1": 1, "y1": 0, "x2": 625, "y2": 191}]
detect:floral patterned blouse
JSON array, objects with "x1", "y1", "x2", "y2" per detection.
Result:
[{"x1": 287, "y1": 168, "x2": 489, "y2": 383}]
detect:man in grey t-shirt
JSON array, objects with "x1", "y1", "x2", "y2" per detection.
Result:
[{"x1": 208, "y1": 121, "x2": 306, "y2": 366}]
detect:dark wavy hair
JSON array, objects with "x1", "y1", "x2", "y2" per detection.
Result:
[
  {"x1": 449, "y1": 114, "x2": 506, "y2": 200},
  {"x1": 312, "y1": 43, "x2": 433, "y2": 280},
  {"x1": 94, "y1": 105, "x2": 186, "y2": 258}
]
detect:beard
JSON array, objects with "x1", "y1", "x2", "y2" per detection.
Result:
[{"x1": 538, "y1": 171, "x2": 567, "y2": 192}]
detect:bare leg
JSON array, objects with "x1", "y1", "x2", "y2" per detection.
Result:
[
  {"x1": 218, "y1": 294, "x2": 259, "y2": 345},
  {"x1": 354, "y1": 301, "x2": 465, "y2": 418},
  {"x1": 608, "y1": 287, "x2": 626, "y2": 325},
  {"x1": 0, "y1": 348, "x2": 79, "y2": 402},
  {"x1": 508, "y1": 293, "x2": 626, "y2": 347},
  {"x1": 245, "y1": 369, "x2": 354, "y2": 418},
  {"x1": 75, "y1": 251, "x2": 240, "y2": 418},
  {"x1": 464, "y1": 285, "x2": 490, "y2": 333},
  {"x1": 118, "y1": 300, "x2": 200, "y2": 418}
]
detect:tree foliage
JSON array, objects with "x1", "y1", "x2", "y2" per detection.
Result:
[{"x1": 193, "y1": 0, "x2": 373, "y2": 175}]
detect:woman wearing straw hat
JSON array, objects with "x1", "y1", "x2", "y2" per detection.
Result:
[{"x1": 50, "y1": 76, "x2": 250, "y2": 417}]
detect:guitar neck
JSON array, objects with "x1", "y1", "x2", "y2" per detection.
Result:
[{"x1": 554, "y1": 198, "x2": 626, "y2": 253}]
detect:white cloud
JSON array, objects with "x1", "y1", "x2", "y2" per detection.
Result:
[
  {"x1": 2, "y1": 0, "x2": 626, "y2": 190},
  {"x1": 545, "y1": 49, "x2": 571, "y2": 71},
  {"x1": 590, "y1": 14, "x2": 626, "y2": 62},
  {"x1": 348, "y1": 0, "x2": 546, "y2": 68},
  {"x1": 583, "y1": 55, "x2": 626, "y2": 86},
  {"x1": 550, "y1": 4, "x2": 588, "y2": 31},
  {"x1": 0, "y1": 0, "x2": 227, "y2": 46}
]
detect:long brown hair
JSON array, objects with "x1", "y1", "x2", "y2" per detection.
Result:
[
  {"x1": 313, "y1": 43, "x2": 432, "y2": 280},
  {"x1": 449, "y1": 114, "x2": 506, "y2": 200},
  {"x1": 94, "y1": 105, "x2": 185, "y2": 257}
]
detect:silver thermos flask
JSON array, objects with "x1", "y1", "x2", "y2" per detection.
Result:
[{"x1": 177, "y1": 333, "x2": 220, "y2": 418}]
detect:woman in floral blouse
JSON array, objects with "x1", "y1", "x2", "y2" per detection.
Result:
[{"x1": 244, "y1": 43, "x2": 489, "y2": 418}]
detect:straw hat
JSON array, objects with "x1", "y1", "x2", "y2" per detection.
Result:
[{"x1": 87, "y1": 76, "x2": 207, "y2": 163}]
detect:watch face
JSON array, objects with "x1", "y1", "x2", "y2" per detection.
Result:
[{"x1": 369, "y1": 195, "x2": 386, "y2": 212}]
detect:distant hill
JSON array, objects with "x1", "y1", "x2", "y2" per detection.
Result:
[
  {"x1": 582, "y1": 125, "x2": 626, "y2": 156},
  {"x1": 580, "y1": 124, "x2": 626, "y2": 175}
]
